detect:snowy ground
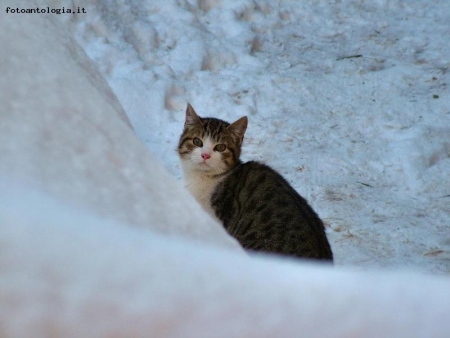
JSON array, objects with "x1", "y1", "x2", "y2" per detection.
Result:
[{"x1": 72, "y1": 0, "x2": 450, "y2": 274}]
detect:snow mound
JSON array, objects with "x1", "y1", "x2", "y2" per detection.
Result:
[
  {"x1": 0, "y1": 4, "x2": 239, "y2": 249},
  {"x1": 1, "y1": 181, "x2": 450, "y2": 337}
]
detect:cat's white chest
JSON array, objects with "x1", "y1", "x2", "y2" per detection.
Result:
[{"x1": 183, "y1": 171, "x2": 221, "y2": 218}]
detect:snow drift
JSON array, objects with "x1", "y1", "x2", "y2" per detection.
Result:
[
  {"x1": 2, "y1": 182, "x2": 450, "y2": 338},
  {"x1": 0, "y1": 7, "x2": 238, "y2": 249}
]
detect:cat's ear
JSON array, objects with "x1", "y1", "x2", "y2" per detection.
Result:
[
  {"x1": 228, "y1": 116, "x2": 248, "y2": 140},
  {"x1": 185, "y1": 103, "x2": 202, "y2": 126}
]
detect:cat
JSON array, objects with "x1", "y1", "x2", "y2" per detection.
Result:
[{"x1": 178, "y1": 104, "x2": 333, "y2": 261}]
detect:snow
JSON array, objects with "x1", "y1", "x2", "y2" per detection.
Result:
[
  {"x1": 72, "y1": 0, "x2": 450, "y2": 274},
  {"x1": 0, "y1": 6, "x2": 239, "y2": 249},
  {"x1": 2, "y1": 181, "x2": 450, "y2": 337},
  {"x1": 1, "y1": 0, "x2": 450, "y2": 336}
]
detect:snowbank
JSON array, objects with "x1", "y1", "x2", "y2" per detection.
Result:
[
  {"x1": 0, "y1": 6, "x2": 238, "y2": 249},
  {"x1": 1, "y1": 182, "x2": 450, "y2": 338}
]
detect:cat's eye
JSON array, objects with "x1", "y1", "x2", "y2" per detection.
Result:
[
  {"x1": 214, "y1": 144, "x2": 226, "y2": 152},
  {"x1": 193, "y1": 137, "x2": 203, "y2": 147}
]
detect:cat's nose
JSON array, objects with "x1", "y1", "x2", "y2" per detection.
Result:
[{"x1": 201, "y1": 153, "x2": 210, "y2": 160}]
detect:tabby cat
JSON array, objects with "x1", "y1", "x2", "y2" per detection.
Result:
[{"x1": 178, "y1": 104, "x2": 333, "y2": 261}]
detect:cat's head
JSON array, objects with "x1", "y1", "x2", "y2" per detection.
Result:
[{"x1": 178, "y1": 104, "x2": 247, "y2": 176}]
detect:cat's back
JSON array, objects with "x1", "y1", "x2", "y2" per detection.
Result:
[{"x1": 211, "y1": 161, "x2": 333, "y2": 261}]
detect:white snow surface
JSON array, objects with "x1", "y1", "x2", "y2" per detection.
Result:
[
  {"x1": 0, "y1": 6, "x2": 239, "y2": 250},
  {"x1": 1, "y1": 0, "x2": 450, "y2": 337},
  {"x1": 2, "y1": 182, "x2": 450, "y2": 337},
  {"x1": 71, "y1": 0, "x2": 450, "y2": 273}
]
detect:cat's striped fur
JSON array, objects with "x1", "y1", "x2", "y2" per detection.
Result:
[{"x1": 178, "y1": 104, "x2": 333, "y2": 261}]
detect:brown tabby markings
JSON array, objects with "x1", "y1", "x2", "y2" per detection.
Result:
[{"x1": 178, "y1": 104, "x2": 333, "y2": 261}]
